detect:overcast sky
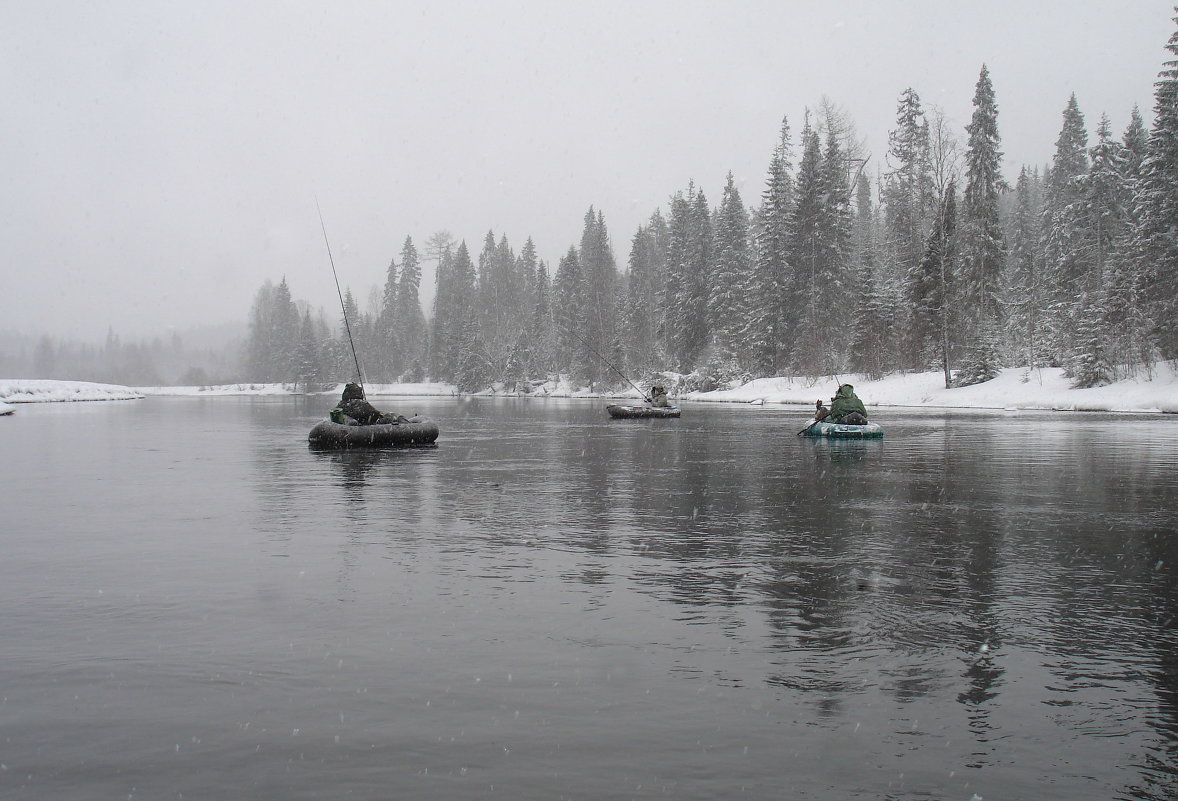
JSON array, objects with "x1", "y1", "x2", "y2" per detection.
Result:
[{"x1": 1, "y1": 1, "x2": 1171, "y2": 342}]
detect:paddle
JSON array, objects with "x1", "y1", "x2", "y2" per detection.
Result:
[{"x1": 796, "y1": 418, "x2": 817, "y2": 436}]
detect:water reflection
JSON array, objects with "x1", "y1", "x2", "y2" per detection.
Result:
[
  {"x1": 240, "y1": 399, "x2": 1178, "y2": 798},
  {"x1": 5, "y1": 398, "x2": 1178, "y2": 800}
]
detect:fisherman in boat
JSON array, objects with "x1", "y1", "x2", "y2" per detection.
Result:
[
  {"x1": 648, "y1": 385, "x2": 670, "y2": 408},
  {"x1": 827, "y1": 383, "x2": 868, "y2": 425},
  {"x1": 330, "y1": 382, "x2": 406, "y2": 425}
]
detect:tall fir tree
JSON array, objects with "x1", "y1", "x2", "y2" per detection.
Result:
[
  {"x1": 848, "y1": 171, "x2": 890, "y2": 379},
  {"x1": 553, "y1": 246, "x2": 589, "y2": 383},
  {"x1": 1042, "y1": 93, "x2": 1092, "y2": 365},
  {"x1": 246, "y1": 278, "x2": 300, "y2": 382},
  {"x1": 1102, "y1": 108, "x2": 1153, "y2": 373},
  {"x1": 708, "y1": 172, "x2": 751, "y2": 376},
  {"x1": 909, "y1": 181, "x2": 958, "y2": 385},
  {"x1": 746, "y1": 117, "x2": 794, "y2": 376},
  {"x1": 1135, "y1": 11, "x2": 1178, "y2": 359},
  {"x1": 959, "y1": 64, "x2": 1007, "y2": 343},
  {"x1": 476, "y1": 231, "x2": 522, "y2": 383},
  {"x1": 528, "y1": 259, "x2": 557, "y2": 380},
  {"x1": 429, "y1": 245, "x2": 455, "y2": 380},
  {"x1": 294, "y1": 308, "x2": 325, "y2": 389},
  {"x1": 393, "y1": 236, "x2": 426, "y2": 381},
  {"x1": 621, "y1": 216, "x2": 667, "y2": 376},
  {"x1": 665, "y1": 185, "x2": 711, "y2": 372},
  {"x1": 1003, "y1": 167, "x2": 1048, "y2": 370},
  {"x1": 336, "y1": 288, "x2": 364, "y2": 382},
  {"x1": 788, "y1": 118, "x2": 826, "y2": 373},
  {"x1": 374, "y1": 255, "x2": 400, "y2": 381},
  {"x1": 429, "y1": 242, "x2": 477, "y2": 383},
  {"x1": 883, "y1": 88, "x2": 936, "y2": 280},
  {"x1": 579, "y1": 207, "x2": 620, "y2": 385},
  {"x1": 449, "y1": 242, "x2": 482, "y2": 388}
]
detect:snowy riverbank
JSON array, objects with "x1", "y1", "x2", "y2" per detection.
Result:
[
  {"x1": 689, "y1": 364, "x2": 1178, "y2": 414},
  {"x1": 0, "y1": 379, "x2": 144, "y2": 403},
  {"x1": 2, "y1": 366, "x2": 1177, "y2": 414}
]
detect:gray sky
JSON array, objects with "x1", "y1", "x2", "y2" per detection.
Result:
[{"x1": 1, "y1": 0, "x2": 1170, "y2": 342}]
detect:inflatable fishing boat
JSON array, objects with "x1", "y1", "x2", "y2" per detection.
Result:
[
  {"x1": 606, "y1": 404, "x2": 681, "y2": 419},
  {"x1": 308, "y1": 416, "x2": 440, "y2": 448},
  {"x1": 799, "y1": 420, "x2": 884, "y2": 439}
]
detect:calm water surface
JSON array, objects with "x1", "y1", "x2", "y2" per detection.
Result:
[{"x1": 1, "y1": 396, "x2": 1177, "y2": 800}]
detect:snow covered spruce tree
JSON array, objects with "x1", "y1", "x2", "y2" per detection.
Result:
[
  {"x1": 450, "y1": 242, "x2": 488, "y2": 392},
  {"x1": 883, "y1": 88, "x2": 937, "y2": 283},
  {"x1": 245, "y1": 278, "x2": 301, "y2": 382},
  {"x1": 392, "y1": 236, "x2": 427, "y2": 382},
  {"x1": 1003, "y1": 167, "x2": 1048, "y2": 372},
  {"x1": 372, "y1": 254, "x2": 400, "y2": 381},
  {"x1": 786, "y1": 118, "x2": 827, "y2": 374},
  {"x1": 665, "y1": 185, "x2": 711, "y2": 373},
  {"x1": 523, "y1": 256, "x2": 558, "y2": 383},
  {"x1": 552, "y1": 245, "x2": 589, "y2": 383},
  {"x1": 909, "y1": 180, "x2": 958, "y2": 386},
  {"x1": 1041, "y1": 93, "x2": 1092, "y2": 368},
  {"x1": 476, "y1": 231, "x2": 524, "y2": 385},
  {"x1": 504, "y1": 237, "x2": 543, "y2": 388},
  {"x1": 620, "y1": 212, "x2": 669, "y2": 377},
  {"x1": 744, "y1": 117, "x2": 794, "y2": 377},
  {"x1": 1134, "y1": 11, "x2": 1178, "y2": 360},
  {"x1": 1066, "y1": 114, "x2": 1133, "y2": 386},
  {"x1": 847, "y1": 171, "x2": 892, "y2": 379},
  {"x1": 293, "y1": 308, "x2": 333, "y2": 390},
  {"x1": 706, "y1": 171, "x2": 752, "y2": 383},
  {"x1": 578, "y1": 207, "x2": 620, "y2": 387},
  {"x1": 789, "y1": 117, "x2": 852, "y2": 376},
  {"x1": 429, "y1": 241, "x2": 480, "y2": 386},
  {"x1": 817, "y1": 126, "x2": 855, "y2": 368},
  {"x1": 955, "y1": 65, "x2": 1006, "y2": 385},
  {"x1": 1101, "y1": 108, "x2": 1153, "y2": 373},
  {"x1": 333, "y1": 288, "x2": 365, "y2": 380}
]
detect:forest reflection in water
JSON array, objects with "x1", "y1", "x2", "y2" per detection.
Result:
[
  {"x1": 282, "y1": 399, "x2": 1178, "y2": 797},
  {"x1": 1, "y1": 396, "x2": 1175, "y2": 800}
]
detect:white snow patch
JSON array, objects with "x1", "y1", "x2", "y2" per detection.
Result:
[
  {"x1": 0, "y1": 379, "x2": 143, "y2": 403},
  {"x1": 687, "y1": 365, "x2": 1178, "y2": 414}
]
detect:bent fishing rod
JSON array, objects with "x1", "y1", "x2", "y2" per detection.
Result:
[
  {"x1": 564, "y1": 327, "x2": 650, "y2": 401},
  {"x1": 316, "y1": 199, "x2": 365, "y2": 388}
]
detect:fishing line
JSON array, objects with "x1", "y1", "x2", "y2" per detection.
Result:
[{"x1": 316, "y1": 199, "x2": 365, "y2": 387}]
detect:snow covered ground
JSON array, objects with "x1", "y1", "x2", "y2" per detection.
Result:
[
  {"x1": 689, "y1": 364, "x2": 1178, "y2": 414},
  {"x1": 2, "y1": 366, "x2": 1177, "y2": 413},
  {"x1": 0, "y1": 379, "x2": 143, "y2": 403}
]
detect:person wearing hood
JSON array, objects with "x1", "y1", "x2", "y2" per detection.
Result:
[
  {"x1": 330, "y1": 382, "x2": 404, "y2": 425},
  {"x1": 827, "y1": 384, "x2": 868, "y2": 425},
  {"x1": 648, "y1": 385, "x2": 670, "y2": 408}
]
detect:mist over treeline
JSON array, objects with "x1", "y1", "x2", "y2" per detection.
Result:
[
  {"x1": 12, "y1": 16, "x2": 1178, "y2": 392},
  {"x1": 249, "y1": 18, "x2": 1178, "y2": 394},
  {"x1": 0, "y1": 325, "x2": 245, "y2": 387}
]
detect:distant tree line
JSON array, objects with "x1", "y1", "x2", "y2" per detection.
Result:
[
  {"x1": 2, "y1": 327, "x2": 243, "y2": 387},
  {"x1": 247, "y1": 16, "x2": 1178, "y2": 392}
]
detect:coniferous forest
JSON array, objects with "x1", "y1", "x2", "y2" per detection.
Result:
[{"x1": 246, "y1": 17, "x2": 1178, "y2": 394}]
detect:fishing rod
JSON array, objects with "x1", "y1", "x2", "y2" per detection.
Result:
[
  {"x1": 315, "y1": 199, "x2": 365, "y2": 388},
  {"x1": 564, "y1": 327, "x2": 651, "y2": 401}
]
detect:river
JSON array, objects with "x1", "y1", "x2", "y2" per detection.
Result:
[{"x1": 1, "y1": 396, "x2": 1176, "y2": 800}]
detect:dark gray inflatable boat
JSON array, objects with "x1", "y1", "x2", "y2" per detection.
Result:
[{"x1": 308, "y1": 416, "x2": 440, "y2": 448}]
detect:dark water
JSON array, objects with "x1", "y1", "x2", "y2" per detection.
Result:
[{"x1": 2, "y1": 396, "x2": 1177, "y2": 801}]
